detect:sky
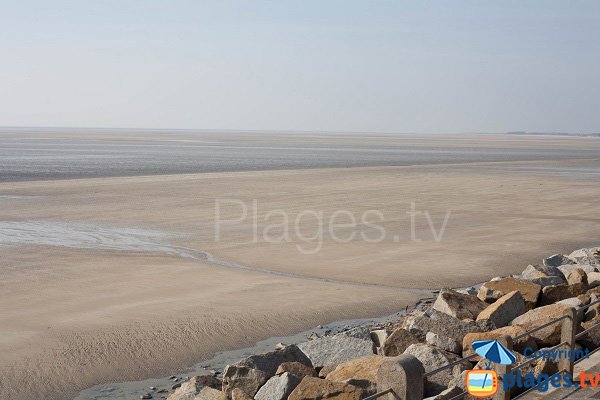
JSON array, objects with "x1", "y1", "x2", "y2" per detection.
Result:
[{"x1": 0, "y1": 1, "x2": 599, "y2": 133}]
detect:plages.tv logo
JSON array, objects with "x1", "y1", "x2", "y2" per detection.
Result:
[
  {"x1": 466, "y1": 338, "x2": 594, "y2": 396},
  {"x1": 465, "y1": 339, "x2": 515, "y2": 398},
  {"x1": 466, "y1": 370, "x2": 498, "y2": 398}
]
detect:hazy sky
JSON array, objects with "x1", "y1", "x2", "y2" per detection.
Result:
[{"x1": 1, "y1": 1, "x2": 599, "y2": 133}]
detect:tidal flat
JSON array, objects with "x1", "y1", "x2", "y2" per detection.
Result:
[{"x1": 0, "y1": 131, "x2": 598, "y2": 399}]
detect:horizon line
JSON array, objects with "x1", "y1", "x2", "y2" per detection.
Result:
[{"x1": 0, "y1": 125, "x2": 598, "y2": 137}]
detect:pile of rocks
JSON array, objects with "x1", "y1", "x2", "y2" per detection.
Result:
[{"x1": 163, "y1": 246, "x2": 599, "y2": 400}]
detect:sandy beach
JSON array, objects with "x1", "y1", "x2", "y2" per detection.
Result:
[{"x1": 0, "y1": 133, "x2": 599, "y2": 399}]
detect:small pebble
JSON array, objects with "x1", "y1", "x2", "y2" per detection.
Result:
[{"x1": 274, "y1": 342, "x2": 286, "y2": 350}]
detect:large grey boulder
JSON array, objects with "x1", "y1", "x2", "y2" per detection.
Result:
[
  {"x1": 254, "y1": 372, "x2": 302, "y2": 400},
  {"x1": 425, "y1": 332, "x2": 461, "y2": 355},
  {"x1": 520, "y1": 264, "x2": 566, "y2": 287},
  {"x1": 340, "y1": 326, "x2": 373, "y2": 340},
  {"x1": 244, "y1": 344, "x2": 311, "y2": 375},
  {"x1": 568, "y1": 247, "x2": 600, "y2": 265},
  {"x1": 402, "y1": 308, "x2": 483, "y2": 343},
  {"x1": 543, "y1": 254, "x2": 574, "y2": 267},
  {"x1": 222, "y1": 366, "x2": 269, "y2": 399},
  {"x1": 222, "y1": 345, "x2": 311, "y2": 397},
  {"x1": 297, "y1": 332, "x2": 374, "y2": 368},
  {"x1": 404, "y1": 343, "x2": 468, "y2": 396},
  {"x1": 524, "y1": 264, "x2": 566, "y2": 279},
  {"x1": 476, "y1": 291, "x2": 525, "y2": 328},
  {"x1": 432, "y1": 289, "x2": 488, "y2": 320},
  {"x1": 559, "y1": 264, "x2": 597, "y2": 276}
]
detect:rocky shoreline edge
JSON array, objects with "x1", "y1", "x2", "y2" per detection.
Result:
[{"x1": 101, "y1": 246, "x2": 600, "y2": 400}]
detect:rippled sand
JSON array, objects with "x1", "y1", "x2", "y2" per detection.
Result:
[{"x1": 0, "y1": 134, "x2": 599, "y2": 399}]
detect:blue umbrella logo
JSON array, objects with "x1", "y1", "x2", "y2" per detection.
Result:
[{"x1": 472, "y1": 339, "x2": 516, "y2": 365}]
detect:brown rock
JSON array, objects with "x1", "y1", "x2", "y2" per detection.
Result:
[
  {"x1": 231, "y1": 388, "x2": 253, "y2": 400},
  {"x1": 325, "y1": 356, "x2": 385, "y2": 396},
  {"x1": 476, "y1": 291, "x2": 525, "y2": 328},
  {"x1": 540, "y1": 283, "x2": 586, "y2": 306},
  {"x1": 511, "y1": 303, "x2": 572, "y2": 346},
  {"x1": 477, "y1": 277, "x2": 541, "y2": 310},
  {"x1": 579, "y1": 293, "x2": 591, "y2": 305},
  {"x1": 276, "y1": 362, "x2": 317, "y2": 379},
  {"x1": 584, "y1": 294, "x2": 600, "y2": 322},
  {"x1": 587, "y1": 286, "x2": 600, "y2": 297},
  {"x1": 381, "y1": 328, "x2": 420, "y2": 357},
  {"x1": 318, "y1": 365, "x2": 337, "y2": 378},
  {"x1": 432, "y1": 289, "x2": 488, "y2": 320},
  {"x1": 195, "y1": 387, "x2": 227, "y2": 400},
  {"x1": 578, "y1": 319, "x2": 600, "y2": 350},
  {"x1": 533, "y1": 356, "x2": 559, "y2": 376},
  {"x1": 463, "y1": 325, "x2": 536, "y2": 358},
  {"x1": 567, "y1": 268, "x2": 588, "y2": 286},
  {"x1": 288, "y1": 376, "x2": 362, "y2": 400}
]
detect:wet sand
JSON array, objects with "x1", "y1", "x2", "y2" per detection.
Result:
[{"x1": 0, "y1": 134, "x2": 599, "y2": 399}]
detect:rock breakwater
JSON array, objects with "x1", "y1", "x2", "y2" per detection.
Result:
[{"x1": 131, "y1": 246, "x2": 600, "y2": 400}]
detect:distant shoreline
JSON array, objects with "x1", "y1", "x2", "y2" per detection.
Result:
[
  {"x1": 1, "y1": 131, "x2": 599, "y2": 183},
  {"x1": 0, "y1": 126, "x2": 598, "y2": 137}
]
